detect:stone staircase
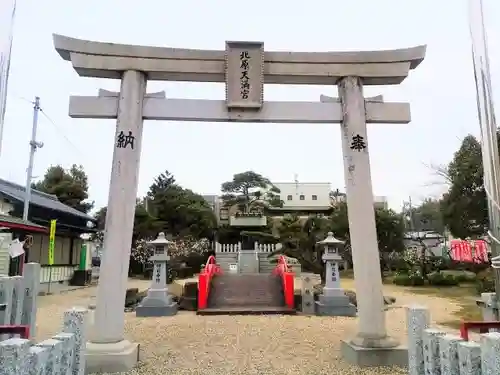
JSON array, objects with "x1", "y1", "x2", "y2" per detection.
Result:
[
  {"x1": 238, "y1": 251, "x2": 259, "y2": 274},
  {"x1": 258, "y1": 253, "x2": 275, "y2": 273},
  {"x1": 198, "y1": 274, "x2": 295, "y2": 315},
  {"x1": 214, "y1": 252, "x2": 238, "y2": 273}
]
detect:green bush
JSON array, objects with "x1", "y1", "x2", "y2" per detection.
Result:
[
  {"x1": 393, "y1": 273, "x2": 425, "y2": 286},
  {"x1": 386, "y1": 257, "x2": 410, "y2": 273},
  {"x1": 444, "y1": 260, "x2": 490, "y2": 274},
  {"x1": 427, "y1": 272, "x2": 459, "y2": 286},
  {"x1": 476, "y1": 269, "x2": 496, "y2": 294}
]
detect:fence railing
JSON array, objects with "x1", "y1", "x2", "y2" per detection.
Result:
[
  {"x1": 254, "y1": 243, "x2": 281, "y2": 253},
  {"x1": 213, "y1": 242, "x2": 282, "y2": 253},
  {"x1": 0, "y1": 263, "x2": 40, "y2": 338},
  {"x1": 0, "y1": 307, "x2": 89, "y2": 375},
  {"x1": 213, "y1": 242, "x2": 241, "y2": 253},
  {"x1": 407, "y1": 305, "x2": 500, "y2": 375}
]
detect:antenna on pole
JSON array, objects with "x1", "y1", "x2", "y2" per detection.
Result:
[{"x1": 22, "y1": 96, "x2": 43, "y2": 221}]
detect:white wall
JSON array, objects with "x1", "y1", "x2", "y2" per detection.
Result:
[
  {"x1": 0, "y1": 199, "x2": 14, "y2": 274},
  {"x1": 0, "y1": 199, "x2": 13, "y2": 215},
  {"x1": 333, "y1": 194, "x2": 388, "y2": 209},
  {"x1": 274, "y1": 182, "x2": 331, "y2": 208},
  {"x1": 0, "y1": 232, "x2": 12, "y2": 275}
]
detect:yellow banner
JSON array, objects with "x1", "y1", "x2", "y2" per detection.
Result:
[{"x1": 48, "y1": 219, "x2": 56, "y2": 265}]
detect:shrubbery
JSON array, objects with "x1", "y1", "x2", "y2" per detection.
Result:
[
  {"x1": 393, "y1": 272, "x2": 425, "y2": 286},
  {"x1": 427, "y1": 271, "x2": 460, "y2": 286},
  {"x1": 389, "y1": 248, "x2": 489, "y2": 289},
  {"x1": 476, "y1": 268, "x2": 496, "y2": 294},
  {"x1": 392, "y1": 270, "x2": 472, "y2": 287}
]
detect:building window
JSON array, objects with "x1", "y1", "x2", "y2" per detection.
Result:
[
  {"x1": 287, "y1": 195, "x2": 293, "y2": 201},
  {"x1": 312, "y1": 195, "x2": 318, "y2": 201},
  {"x1": 317, "y1": 213, "x2": 325, "y2": 218},
  {"x1": 299, "y1": 195, "x2": 305, "y2": 200}
]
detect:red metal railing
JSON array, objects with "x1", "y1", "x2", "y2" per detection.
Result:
[
  {"x1": 0, "y1": 325, "x2": 30, "y2": 339},
  {"x1": 197, "y1": 255, "x2": 222, "y2": 310},
  {"x1": 460, "y1": 321, "x2": 500, "y2": 341},
  {"x1": 272, "y1": 255, "x2": 294, "y2": 309}
]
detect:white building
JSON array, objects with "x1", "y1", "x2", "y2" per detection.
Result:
[
  {"x1": 333, "y1": 194, "x2": 389, "y2": 210},
  {"x1": 267, "y1": 182, "x2": 332, "y2": 219},
  {"x1": 204, "y1": 182, "x2": 389, "y2": 222}
]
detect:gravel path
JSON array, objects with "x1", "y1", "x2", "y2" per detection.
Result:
[{"x1": 34, "y1": 279, "x2": 465, "y2": 375}]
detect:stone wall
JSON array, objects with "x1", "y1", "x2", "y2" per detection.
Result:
[
  {"x1": 0, "y1": 263, "x2": 40, "y2": 337},
  {"x1": 0, "y1": 307, "x2": 89, "y2": 375},
  {"x1": 406, "y1": 305, "x2": 500, "y2": 374}
]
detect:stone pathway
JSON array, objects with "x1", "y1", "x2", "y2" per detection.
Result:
[{"x1": 34, "y1": 279, "x2": 466, "y2": 375}]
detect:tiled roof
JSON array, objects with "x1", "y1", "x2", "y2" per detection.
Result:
[{"x1": 0, "y1": 178, "x2": 94, "y2": 221}]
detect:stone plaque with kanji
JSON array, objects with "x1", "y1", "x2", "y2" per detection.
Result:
[{"x1": 225, "y1": 41, "x2": 264, "y2": 109}]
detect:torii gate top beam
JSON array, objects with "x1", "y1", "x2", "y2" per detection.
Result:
[{"x1": 53, "y1": 34, "x2": 426, "y2": 85}]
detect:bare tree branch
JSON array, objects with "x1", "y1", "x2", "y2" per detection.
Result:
[{"x1": 422, "y1": 162, "x2": 452, "y2": 186}]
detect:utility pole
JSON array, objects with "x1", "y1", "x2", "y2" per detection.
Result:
[
  {"x1": 22, "y1": 96, "x2": 43, "y2": 221},
  {"x1": 408, "y1": 196, "x2": 415, "y2": 231},
  {"x1": 402, "y1": 197, "x2": 415, "y2": 232}
]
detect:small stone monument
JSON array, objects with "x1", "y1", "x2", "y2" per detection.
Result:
[
  {"x1": 301, "y1": 273, "x2": 315, "y2": 315},
  {"x1": 315, "y1": 232, "x2": 356, "y2": 316},
  {"x1": 136, "y1": 232, "x2": 178, "y2": 317}
]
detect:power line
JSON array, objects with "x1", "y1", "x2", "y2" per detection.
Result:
[
  {"x1": 39, "y1": 109, "x2": 86, "y2": 159},
  {"x1": 11, "y1": 93, "x2": 87, "y2": 160}
]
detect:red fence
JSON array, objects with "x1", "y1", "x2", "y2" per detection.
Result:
[
  {"x1": 197, "y1": 255, "x2": 221, "y2": 310},
  {"x1": 272, "y1": 255, "x2": 294, "y2": 309},
  {"x1": 0, "y1": 325, "x2": 30, "y2": 339},
  {"x1": 460, "y1": 321, "x2": 500, "y2": 341}
]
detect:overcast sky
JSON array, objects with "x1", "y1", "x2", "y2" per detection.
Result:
[{"x1": 1, "y1": 0, "x2": 497, "y2": 212}]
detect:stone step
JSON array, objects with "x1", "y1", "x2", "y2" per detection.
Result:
[
  {"x1": 197, "y1": 306, "x2": 296, "y2": 315},
  {"x1": 207, "y1": 274, "x2": 287, "y2": 311}
]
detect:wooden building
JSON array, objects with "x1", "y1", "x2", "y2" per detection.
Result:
[{"x1": 0, "y1": 178, "x2": 96, "y2": 289}]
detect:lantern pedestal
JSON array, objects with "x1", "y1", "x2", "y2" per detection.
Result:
[
  {"x1": 136, "y1": 233, "x2": 178, "y2": 317},
  {"x1": 315, "y1": 262, "x2": 356, "y2": 317},
  {"x1": 315, "y1": 233, "x2": 356, "y2": 317},
  {"x1": 316, "y1": 295, "x2": 357, "y2": 316},
  {"x1": 135, "y1": 299, "x2": 177, "y2": 317}
]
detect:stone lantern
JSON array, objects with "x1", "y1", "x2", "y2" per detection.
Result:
[
  {"x1": 315, "y1": 232, "x2": 356, "y2": 316},
  {"x1": 136, "y1": 232, "x2": 178, "y2": 317}
]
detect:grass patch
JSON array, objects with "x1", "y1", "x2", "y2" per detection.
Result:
[
  {"x1": 409, "y1": 284, "x2": 482, "y2": 328},
  {"x1": 341, "y1": 269, "x2": 483, "y2": 328},
  {"x1": 340, "y1": 269, "x2": 354, "y2": 279}
]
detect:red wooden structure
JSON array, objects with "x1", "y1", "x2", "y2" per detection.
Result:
[
  {"x1": 272, "y1": 255, "x2": 295, "y2": 309},
  {"x1": 0, "y1": 325, "x2": 30, "y2": 339},
  {"x1": 460, "y1": 321, "x2": 500, "y2": 341},
  {"x1": 197, "y1": 256, "x2": 222, "y2": 309}
]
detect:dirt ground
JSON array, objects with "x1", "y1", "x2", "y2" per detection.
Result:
[{"x1": 33, "y1": 278, "x2": 472, "y2": 375}]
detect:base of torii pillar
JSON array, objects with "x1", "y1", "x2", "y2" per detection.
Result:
[
  {"x1": 340, "y1": 338, "x2": 408, "y2": 368},
  {"x1": 86, "y1": 340, "x2": 140, "y2": 374}
]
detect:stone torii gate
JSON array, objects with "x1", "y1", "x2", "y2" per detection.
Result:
[{"x1": 53, "y1": 34, "x2": 425, "y2": 372}]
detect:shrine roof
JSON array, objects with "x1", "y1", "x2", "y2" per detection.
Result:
[{"x1": 0, "y1": 178, "x2": 94, "y2": 221}]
